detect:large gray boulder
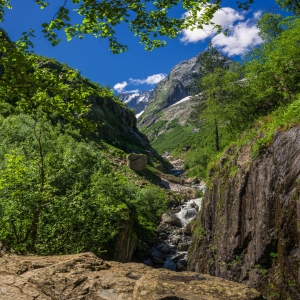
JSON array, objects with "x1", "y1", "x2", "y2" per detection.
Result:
[
  {"x1": 127, "y1": 153, "x2": 147, "y2": 171},
  {"x1": 161, "y1": 212, "x2": 182, "y2": 227}
]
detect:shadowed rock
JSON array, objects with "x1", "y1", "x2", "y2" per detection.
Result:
[{"x1": 188, "y1": 126, "x2": 300, "y2": 299}]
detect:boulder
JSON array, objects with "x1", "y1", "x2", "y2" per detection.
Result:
[
  {"x1": 152, "y1": 256, "x2": 165, "y2": 264},
  {"x1": 158, "y1": 232, "x2": 168, "y2": 240},
  {"x1": 177, "y1": 242, "x2": 190, "y2": 252},
  {"x1": 133, "y1": 269, "x2": 263, "y2": 300},
  {"x1": 156, "y1": 243, "x2": 171, "y2": 254},
  {"x1": 182, "y1": 223, "x2": 192, "y2": 236},
  {"x1": 185, "y1": 176, "x2": 198, "y2": 184},
  {"x1": 0, "y1": 252, "x2": 263, "y2": 300},
  {"x1": 127, "y1": 153, "x2": 147, "y2": 171},
  {"x1": 190, "y1": 201, "x2": 199, "y2": 211},
  {"x1": 161, "y1": 212, "x2": 182, "y2": 227},
  {"x1": 151, "y1": 248, "x2": 165, "y2": 264},
  {"x1": 170, "y1": 235, "x2": 182, "y2": 245},
  {"x1": 176, "y1": 258, "x2": 188, "y2": 271},
  {"x1": 171, "y1": 253, "x2": 186, "y2": 263}
]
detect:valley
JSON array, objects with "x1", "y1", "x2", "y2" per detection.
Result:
[{"x1": 1, "y1": 2, "x2": 300, "y2": 299}]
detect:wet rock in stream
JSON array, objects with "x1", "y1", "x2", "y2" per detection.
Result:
[
  {"x1": 177, "y1": 242, "x2": 190, "y2": 251},
  {"x1": 156, "y1": 242, "x2": 171, "y2": 254},
  {"x1": 139, "y1": 197, "x2": 203, "y2": 272},
  {"x1": 161, "y1": 212, "x2": 182, "y2": 227},
  {"x1": 159, "y1": 232, "x2": 168, "y2": 240},
  {"x1": 170, "y1": 235, "x2": 182, "y2": 245}
]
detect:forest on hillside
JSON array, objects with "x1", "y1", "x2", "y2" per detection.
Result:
[
  {"x1": 0, "y1": 28, "x2": 170, "y2": 256},
  {"x1": 179, "y1": 12, "x2": 300, "y2": 179}
]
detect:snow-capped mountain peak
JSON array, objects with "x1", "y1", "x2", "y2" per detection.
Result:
[{"x1": 118, "y1": 90, "x2": 153, "y2": 114}]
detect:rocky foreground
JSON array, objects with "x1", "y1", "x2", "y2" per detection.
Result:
[{"x1": 0, "y1": 252, "x2": 263, "y2": 299}]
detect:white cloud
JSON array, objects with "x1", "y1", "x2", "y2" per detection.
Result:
[
  {"x1": 123, "y1": 89, "x2": 139, "y2": 93},
  {"x1": 114, "y1": 81, "x2": 127, "y2": 93},
  {"x1": 253, "y1": 10, "x2": 263, "y2": 20},
  {"x1": 180, "y1": 7, "x2": 245, "y2": 44},
  {"x1": 180, "y1": 7, "x2": 263, "y2": 56},
  {"x1": 212, "y1": 20, "x2": 262, "y2": 56},
  {"x1": 129, "y1": 73, "x2": 167, "y2": 85}
]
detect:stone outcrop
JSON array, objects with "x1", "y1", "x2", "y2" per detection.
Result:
[
  {"x1": 127, "y1": 153, "x2": 148, "y2": 171},
  {"x1": 0, "y1": 252, "x2": 263, "y2": 299},
  {"x1": 138, "y1": 53, "x2": 207, "y2": 127},
  {"x1": 109, "y1": 216, "x2": 137, "y2": 263},
  {"x1": 161, "y1": 212, "x2": 182, "y2": 227},
  {"x1": 89, "y1": 95, "x2": 169, "y2": 170},
  {"x1": 188, "y1": 126, "x2": 300, "y2": 299}
]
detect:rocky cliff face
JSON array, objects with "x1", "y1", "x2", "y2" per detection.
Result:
[
  {"x1": 138, "y1": 54, "x2": 201, "y2": 128},
  {"x1": 0, "y1": 252, "x2": 263, "y2": 299},
  {"x1": 138, "y1": 52, "x2": 231, "y2": 129},
  {"x1": 188, "y1": 126, "x2": 300, "y2": 299},
  {"x1": 88, "y1": 95, "x2": 163, "y2": 161}
]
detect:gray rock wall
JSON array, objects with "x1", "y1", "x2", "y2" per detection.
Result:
[{"x1": 188, "y1": 126, "x2": 300, "y2": 300}]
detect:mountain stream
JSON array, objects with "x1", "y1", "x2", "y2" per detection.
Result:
[{"x1": 141, "y1": 184, "x2": 205, "y2": 272}]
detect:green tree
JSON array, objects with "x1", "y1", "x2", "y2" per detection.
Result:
[
  {"x1": 276, "y1": 0, "x2": 300, "y2": 14},
  {"x1": 257, "y1": 13, "x2": 284, "y2": 42},
  {"x1": 0, "y1": 29, "x2": 115, "y2": 131},
  {"x1": 245, "y1": 16, "x2": 300, "y2": 111},
  {"x1": 0, "y1": 1, "x2": 254, "y2": 54},
  {"x1": 193, "y1": 65, "x2": 251, "y2": 152},
  {"x1": 190, "y1": 42, "x2": 229, "y2": 151},
  {"x1": 0, "y1": 110, "x2": 168, "y2": 255},
  {"x1": 0, "y1": 113, "x2": 123, "y2": 253}
]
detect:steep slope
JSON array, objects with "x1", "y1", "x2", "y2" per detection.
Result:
[
  {"x1": 188, "y1": 119, "x2": 300, "y2": 299},
  {"x1": 141, "y1": 96, "x2": 198, "y2": 154},
  {"x1": 0, "y1": 49, "x2": 171, "y2": 263},
  {"x1": 138, "y1": 54, "x2": 201, "y2": 128},
  {"x1": 137, "y1": 52, "x2": 231, "y2": 159}
]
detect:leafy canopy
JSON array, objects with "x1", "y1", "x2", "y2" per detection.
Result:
[
  {"x1": 1, "y1": 0, "x2": 255, "y2": 53},
  {"x1": 0, "y1": 29, "x2": 117, "y2": 131},
  {"x1": 276, "y1": 0, "x2": 300, "y2": 15},
  {"x1": 186, "y1": 13, "x2": 300, "y2": 179},
  {"x1": 0, "y1": 110, "x2": 168, "y2": 254}
]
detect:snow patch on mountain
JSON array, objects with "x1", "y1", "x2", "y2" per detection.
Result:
[
  {"x1": 136, "y1": 110, "x2": 144, "y2": 118},
  {"x1": 118, "y1": 90, "x2": 153, "y2": 114},
  {"x1": 170, "y1": 96, "x2": 191, "y2": 107},
  {"x1": 124, "y1": 93, "x2": 140, "y2": 104}
]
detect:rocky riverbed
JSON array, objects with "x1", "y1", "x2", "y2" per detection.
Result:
[
  {"x1": 135, "y1": 151, "x2": 205, "y2": 272},
  {"x1": 138, "y1": 195, "x2": 203, "y2": 272}
]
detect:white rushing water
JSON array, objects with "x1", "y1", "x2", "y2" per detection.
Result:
[
  {"x1": 176, "y1": 198, "x2": 202, "y2": 227},
  {"x1": 162, "y1": 197, "x2": 203, "y2": 271}
]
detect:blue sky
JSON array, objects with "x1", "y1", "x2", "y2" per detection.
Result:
[{"x1": 1, "y1": 0, "x2": 284, "y2": 94}]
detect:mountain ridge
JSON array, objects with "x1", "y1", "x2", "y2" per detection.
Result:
[{"x1": 118, "y1": 90, "x2": 153, "y2": 114}]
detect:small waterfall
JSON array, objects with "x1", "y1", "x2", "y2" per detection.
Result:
[
  {"x1": 161, "y1": 198, "x2": 202, "y2": 271},
  {"x1": 141, "y1": 184, "x2": 205, "y2": 272},
  {"x1": 176, "y1": 198, "x2": 202, "y2": 227}
]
